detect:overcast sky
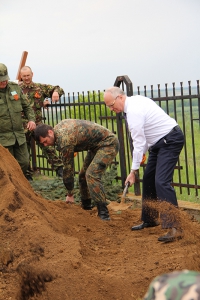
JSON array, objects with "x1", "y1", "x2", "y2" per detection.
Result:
[{"x1": 1, "y1": 0, "x2": 200, "y2": 94}]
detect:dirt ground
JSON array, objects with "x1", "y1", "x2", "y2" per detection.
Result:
[{"x1": 1, "y1": 145, "x2": 200, "y2": 300}]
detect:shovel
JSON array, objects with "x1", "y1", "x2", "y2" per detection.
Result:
[
  {"x1": 108, "y1": 181, "x2": 132, "y2": 212},
  {"x1": 121, "y1": 181, "x2": 130, "y2": 204}
]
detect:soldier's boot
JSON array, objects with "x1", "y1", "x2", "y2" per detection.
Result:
[
  {"x1": 25, "y1": 174, "x2": 33, "y2": 181},
  {"x1": 97, "y1": 202, "x2": 110, "y2": 221},
  {"x1": 81, "y1": 199, "x2": 93, "y2": 210},
  {"x1": 25, "y1": 167, "x2": 33, "y2": 181},
  {"x1": 56, "y1": 166, "x2": 63, "y2": 178}
]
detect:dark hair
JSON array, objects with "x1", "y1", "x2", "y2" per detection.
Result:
[{"x1": 34, "y1": 124, "x2": 53, "y2": 143}]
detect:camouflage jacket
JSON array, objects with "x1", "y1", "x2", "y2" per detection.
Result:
[
  {"x1": 54, "y1": 119, "x2": 119, "y2": 194},
  {"x1": 143, "y1": 270, "x2": 200, "y2": 300},
  {"x1": 20, "y1": 81, "x2": 64, "y2": 125},
  {"x1": 0, "y1": 81, "x2": 35, "y2": 146}
]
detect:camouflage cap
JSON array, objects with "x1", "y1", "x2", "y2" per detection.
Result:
[
  {"x1": 143, "y1": 270, "x2": 200, "y2": 300},
  {"x1": 0, "y1": 63, "x2": 10, "y2": 82}
]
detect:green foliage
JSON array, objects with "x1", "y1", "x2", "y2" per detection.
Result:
[
  {"x1": 65, "y1": 91, "x2": 113, "y2": 124},
  {"x1": 30, "y1": 178, "x2": 67, "y2": 201},
  {"x1": 30, "y1": 164, "x2": 122, "y2": 203},
  {"x1": 102, "y1": 165, "x2": 123, "y2": 201}
]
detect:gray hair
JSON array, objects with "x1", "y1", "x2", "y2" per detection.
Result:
[
  {"x1": 20, "y1": 66, "x2": 33, "y2": 73},
  {"x1": 104, "y1": 87, "x2": 125, "y2": 98}
]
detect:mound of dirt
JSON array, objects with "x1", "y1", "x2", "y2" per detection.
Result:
[{"x1": 1, "y1": 145, "x2": 200, "y2": 300}]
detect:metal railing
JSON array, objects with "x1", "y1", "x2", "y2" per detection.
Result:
[{"x1": 30, "y1": 76, "x2": 200, "y2": 197}]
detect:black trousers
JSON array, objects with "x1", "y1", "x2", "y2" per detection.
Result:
[{"x1": 141, "y1": 126, "x2": 184, "y2": 228}]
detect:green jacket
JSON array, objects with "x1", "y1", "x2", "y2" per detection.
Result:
[
  {"x1": 0, "y1": 81, "x2": 35, "y2": 146},
  {"x1": 20, "y1": 82, "x2": 64, "y2": 125}
]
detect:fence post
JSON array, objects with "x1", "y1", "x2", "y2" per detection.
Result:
[
  {"x1": 30, "y1": 137, "x2": 37, "y2": 171},
  {"x1": 114, "y1": 75, "x2": 141, "y2": 195}
]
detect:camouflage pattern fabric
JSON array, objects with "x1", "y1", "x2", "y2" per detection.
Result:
[
  {"x1": 20, "y1": 82, "x2": 64, "y2": 125},
  {"x1": 20, "y1": 82, "x2": 64, "y2": 171},
  {"x1": 143, "y1": 270, "x2": 200, "y2": 300},
  {"x1": 79, "y1": 146, "x2": 118, "y2": 202},
  {"x1": 54, "y1": 119, "x2": 119, "y2": 200}
]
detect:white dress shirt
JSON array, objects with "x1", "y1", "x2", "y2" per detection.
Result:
[{"x1": 124, "y1": 95, "x2": 177, "y2": 170}]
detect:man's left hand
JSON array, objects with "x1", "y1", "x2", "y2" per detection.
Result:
[{"x1": 27, "y1": 121, "x2": 36, "y2": 131}]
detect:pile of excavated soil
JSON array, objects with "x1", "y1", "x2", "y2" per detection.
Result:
[{"x1": 1, "y1": 145, "x2": 200, "y2": 300}]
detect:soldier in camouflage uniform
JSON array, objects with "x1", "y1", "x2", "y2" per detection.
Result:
[
  {"x1": 0, "y1": 63, "x2": 36, "y2": 176},
  {"x1": 143, "y1": 270, "x2": 200, "y2": 300},
  {"x1": 19, "y1": 66, "x2": 64, "y2": 180},
  {"x1": 34, "y1": 119, "x2": 119, "y2": 220}
]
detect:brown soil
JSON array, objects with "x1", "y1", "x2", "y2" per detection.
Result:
[{"x1": 1, "y1": 145, "x2": 200, "y2": 300}]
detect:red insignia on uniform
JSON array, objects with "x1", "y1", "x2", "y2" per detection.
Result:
[
  {"x1": 34, "y1": 92, "x2": 41, "y2": 98},
  {"x1": 14, "y1": 94, "x2": 19, "y2": 100}
]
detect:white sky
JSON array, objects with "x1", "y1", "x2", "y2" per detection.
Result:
[{"x1": 1, "y1": 0, "x2": 200, "y2": 94}]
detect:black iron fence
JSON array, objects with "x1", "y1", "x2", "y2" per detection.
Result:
[{"x1": 30, "y1": 76, "x2": 200, "y2": 198}]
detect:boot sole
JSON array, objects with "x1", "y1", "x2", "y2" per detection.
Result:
[{"x1": 158, "y1": 235, "x2": 183, "y2": 243}]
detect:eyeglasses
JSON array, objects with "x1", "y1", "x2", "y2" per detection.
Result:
[{"x1": 106, "y1": 95, "x2": 119, "y2": 108}]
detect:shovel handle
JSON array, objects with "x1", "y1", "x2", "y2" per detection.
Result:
[{"x1": 122, "y1": 181, "x2": 130, "y2": 198}]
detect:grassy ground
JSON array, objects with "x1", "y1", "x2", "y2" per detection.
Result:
[{"x1": 30, "y1": 164, "x2": 123, "y2": 204}]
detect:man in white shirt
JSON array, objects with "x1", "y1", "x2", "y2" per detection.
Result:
[{"x1": 104, "y1": 86, "x2": 184, "y2": 243}]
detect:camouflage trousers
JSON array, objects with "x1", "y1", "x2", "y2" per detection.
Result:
[
  {"x1": 79, "y1": 141, "x2": 119, "y2": 203},
  {"x1": 25, "y1": 130, "x2": 63, "y2": 175}
]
